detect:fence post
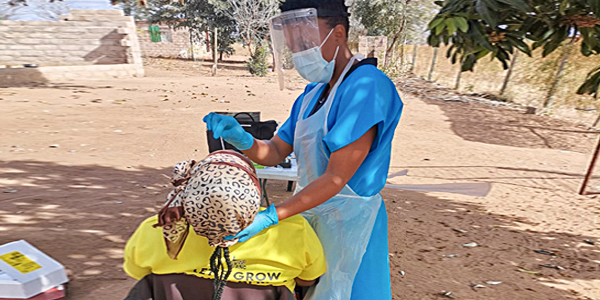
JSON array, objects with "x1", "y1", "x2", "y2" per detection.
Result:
[
  {"x1": 543, "y1": 41, "x2": 574, "y2": 109},
  {"x1": 500, "y1": 51, "x2": 519, "y2": 96},
  {"x1": 410, "y1": 44, "x2": 418, "y2": 73},
  {"x1": 212, "y1": 28, "x2": 218, "y2": 76},
  {"x1": 454, "y1": 67, "x2": 462, "y2": 90},
  {"x1": 428, "y1": 47, "x2": 438, "y2": 81}
]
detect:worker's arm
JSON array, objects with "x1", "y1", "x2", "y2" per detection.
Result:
[
  {"x1": 225, "y1": 126, "x2": 376, "y2": 243},
  {"x1": 242, "y1": 135, "x2": 293, "y2": 167},
  {"x1": 276, "y1": 126, "x2": 376, "y2": 220}
]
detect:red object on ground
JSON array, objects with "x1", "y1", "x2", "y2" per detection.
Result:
[{"x1": 0, "y1": 285, "x2": 65, "y2": 300}]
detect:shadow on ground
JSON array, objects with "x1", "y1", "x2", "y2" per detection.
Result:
[
  {"x1": 1, "y1": 161, "x2": 598, "y2": 299},
  {"x1": 422, "y1": 98, "x2": 598, "y2": 154},
  {"x1": 0, "y1": 160, "x2": 172, "y2": 299},
  {"x1": 383, "y1": 188, "x2": 600, "y2": 300}
]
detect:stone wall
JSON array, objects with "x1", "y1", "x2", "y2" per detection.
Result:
[
  {"x1": 0, "y1": 9, "x2": 142, "y2": 67},
  {"x1": 136, "y1": 22, "x2": 209, "y2": 59},
  {"x1": 358, "y1": 36, "x2": 388, "y2": 60}
]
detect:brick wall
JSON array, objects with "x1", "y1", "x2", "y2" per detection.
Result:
[{"x1": 0, "y1": 10, "x2": 143, "y2": 67}]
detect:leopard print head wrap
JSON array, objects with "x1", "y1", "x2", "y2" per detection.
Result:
[{"x1": 154, "y1": 150, "x2": 262, "y2": 260}]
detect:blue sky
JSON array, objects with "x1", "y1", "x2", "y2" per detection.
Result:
[
  {"x1": 1, "y1": 0, "x2": 118, "y2": 20},
  {"x1": 66, "y1": 0, "x2": 115, "y2": 10}
]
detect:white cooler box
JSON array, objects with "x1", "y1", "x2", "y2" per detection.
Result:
[{"x1": 0, "y1": 240, "x2": 68, "y2": 299}]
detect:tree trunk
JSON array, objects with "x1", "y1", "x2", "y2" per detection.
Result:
[
  {"x1": 384, "y1": 5, "x2": 409, "y2": 68},
  {"x1": 428, "y1": 48, "x2": 438, "y2": 81},
  {"x1": 384, "y1": 28, "x2": 404, "y2": 68},
  {"x1": 500, "y1": 51, "x2": 519, "y2": 95},
  {"x1": 543, "y1": 40, "x2": 574, "y2": 109},
  {"x1": 245, "y1": 28, "x2": 254, "y2": 57}
]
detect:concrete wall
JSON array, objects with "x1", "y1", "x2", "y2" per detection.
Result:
[
  {"x1": 0, "y1": 64, "x2": 144, "y2": 87},
  {"x1": 359, "y1": 36, "x2": 388, "y2": 60},
  {"x1": 136, "y1": 22, "x2": 209, "y2": 59},
  {"x1": 0, "y1": 9, "x2": 142, "y2": 67}
]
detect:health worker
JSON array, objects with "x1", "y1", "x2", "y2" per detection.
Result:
[{"x1": 203, "y1": 0, "x2": 403, "y2": 299}]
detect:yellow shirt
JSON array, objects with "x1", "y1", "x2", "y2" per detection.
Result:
[{"x1": 124, "y1": 214, "x2": 326, "y2": 292}]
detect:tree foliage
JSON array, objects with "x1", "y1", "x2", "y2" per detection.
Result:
[
  {"x1": 113, "y1": 0, "x2": 157, "y2": 20},
  {"x1": 247, "y1": 43, "x2": 269, "y2": 76},
  {"x1": 0, "y1": 0, "x2": 67, "y2": 20},
  {"x1": 211, "y1": 0, "x2": 280, "y2": 56},
  {"x1": 427, "y1": 0, "x2": 600, "y2": 96},
  {"x1": 147, "y1": 0, "x2": 236, "y2": 60},
  {"x1": 352, "y1": 0, "x2": 436, "y2": 66}
]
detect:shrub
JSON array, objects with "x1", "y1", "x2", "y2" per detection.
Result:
[{"x1": 247, "y1": 45, "x2": 269, "y2": 77}]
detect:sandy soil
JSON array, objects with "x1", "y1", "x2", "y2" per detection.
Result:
[{"x1": 1, "y1": 58, "x2": 599, "y2": 300}]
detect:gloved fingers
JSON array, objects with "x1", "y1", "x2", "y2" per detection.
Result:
[
  {"x1": 265, "y1": 204, "x2": 279, "y2": 224},
  {"x1": 237, "y1": 234, "x2": 251, "y2": 243},
  {"x1": 212, "y1": 118, "x2": 228, "y2": 140},
  {"x1": 203, "y1": 113, "x2": 216, "y2": 131},
  {"x1": 224, "y1": 230, "x2": 247, "y2": 241},
  {"x1": 223, "y1": 234, "x2": 237, "y2": 241}
]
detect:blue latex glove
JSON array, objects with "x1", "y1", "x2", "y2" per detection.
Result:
[
  {"x1": 226, "y1": 204, "x2": 279, "y2": 242},
  {"x1": 203, "y1": 112, "x2": 254, "y2": 151}
]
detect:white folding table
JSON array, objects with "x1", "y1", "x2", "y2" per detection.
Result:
[{"x1": 256, "y1": 163, "x2": 298, "y2": 206}]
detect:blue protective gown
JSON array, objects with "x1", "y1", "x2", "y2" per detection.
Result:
[{"x1": 278, "y1": 63, "x2": 403, "y2": 299}]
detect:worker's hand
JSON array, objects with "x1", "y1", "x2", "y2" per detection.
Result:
[
  {"x1": 203, "y1": 113, "x2": 254, "y2": 151},
  {"x1": 226, "y1": 204, "x2": 279, "y2": 243}
]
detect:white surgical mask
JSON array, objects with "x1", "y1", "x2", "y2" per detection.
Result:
[{"x1": 292, "y1": 28, "x2": 340, "y2": 83}]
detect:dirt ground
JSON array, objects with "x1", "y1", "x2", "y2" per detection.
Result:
[{"x1": 1, "y1": 58, "x2": 600, "y2": 300}]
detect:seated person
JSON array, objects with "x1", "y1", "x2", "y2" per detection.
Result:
[{"x1": 123, "y1": 151, "x2": 325, "y2": 300}]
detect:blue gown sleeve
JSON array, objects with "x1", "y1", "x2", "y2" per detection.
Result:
[
  {"x1": 277, "y1": 83, "x2": 319, "y2": 146},
  {"x1": 323, "y1": 66, "x2": 399, "y2": 153}
]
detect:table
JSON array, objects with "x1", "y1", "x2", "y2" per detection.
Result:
[{"x1": 256, "y1": 164, "x2": 298, "y2": 206}]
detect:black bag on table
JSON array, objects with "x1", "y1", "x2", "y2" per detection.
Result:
[{"x1": 207, "y1": 112, "x2": 278, "y2": 153}]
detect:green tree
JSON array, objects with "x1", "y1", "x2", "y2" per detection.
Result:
[
  {"x1": 148, "y1": 0, "x2": 236, "y2": 61},
  {"x1": 247, "y1": 43, "x2": 269, "y2": 76},
  {"x1": 427, "y1": 0, "x2": 600, "y2": 96}
]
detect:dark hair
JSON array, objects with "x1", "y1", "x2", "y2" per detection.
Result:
[
  {"x1": 210, "y1": 247, "x2": 232, "y2": 300},
  {"x1": 280, "y1": 0, "x2": 350, "y2": 36}
]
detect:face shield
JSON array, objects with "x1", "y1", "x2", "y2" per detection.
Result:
[{"x1": 270, "y1": 8, "x2": 321, "y2": 90}]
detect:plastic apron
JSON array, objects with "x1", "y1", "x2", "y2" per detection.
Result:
[{"x1": 293, "y1": 54, "x2": 383, "y2": 300}]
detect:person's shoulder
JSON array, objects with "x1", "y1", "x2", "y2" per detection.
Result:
[
  {"x1": 140, "y1": 215, "x2": 159, "y2": 226},
  {"x1": 339, "y1": 64, "x2": 401, "y2": 105},
  {"x1": 275, "y1": 215, "x2": 317, "y2": 236},
  {"x1": 347, "y1": 64, "x2": 395, "y2": 86},
  {"x1": 133, "y1": 215, "x2": 160, "y2": 234},
  {"x1": 304, "y1": 83, "x2": 321, "y2": 94}
]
